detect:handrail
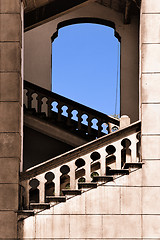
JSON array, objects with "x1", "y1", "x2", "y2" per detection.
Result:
[
  {"x1": 20, "y1": 120, "x2": 141, "y2": 181},
  {"x1": 24, "y1": 80, "x2": 119, "y2": 139},
  {"x1": 24, "y1": 80, "x2": 119, "y2": 125}
]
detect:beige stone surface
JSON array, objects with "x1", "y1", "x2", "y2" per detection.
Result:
[
  {"x1": 142, "y1": 160, "x2": 160, "y2": 186},
  {"x1": 0, "y1": 158, "x2": 19, "y2": 183},
  {"x1": 0, "y1": 0, "x2": 20, "y2": 13},
  {"x1": 85, "y1": 186, "x2": 120, "y2": 214},
  {"x1": 142, "y1": 136, "x2": 160, "y2": 159},
  {"x1": 0, "y1": 14, "x2": 21, "y2": 41},
  {"x1": 142, "y1": 73, "x2": 160, "y2": 103},
  {"x1": 70, "y1": 215, "x2": 102, "y2": 239},
  {"x1": 0, "y1": 72, "x2": 20, "y2": 102},
  {"x1": 121, "y1": 186, "x2": 141, "y2": 214},
  {"x1": 143, "y1": 215, "x2": 160, "y2": 238},
  {"x1": 0, "y1": 102, "x2": 20, "y2": 132},
  {"x1": 35, "y1": 214, "x2": 53, "y2": 238},
  {"x1": 141, "y1": 14, "x2": 160, "y2": 43},
  {"x1": 142, "y1": 0, "x2": 160, "y2": 13},
  {"x1": 0, "y1": 211, "x2": 17, "y2": 238},
  {"x1": 0, "y1": 184, "x2": 18, "y2": 209},
  {"x1": 23, "y1": 216, "x2": 35, "y2": 238},
  {"x1": 0, "y1": 133, "x2": 20, "y2": 157},
  {"x1": 102, "y1": 215, "x2": 141, "y2": 238},
  {"x1": 54, "y1": 193, "x2": 85, "y2": 214},
  {"x1": 141, "y1": 44, "x2": 160, "y2": 73},
  {"x1": 0, "y1": 42, "x2": 21, "y2": 71},
  {"x1": 142, "y1": 104, "x2": 160, "y2": 134},
  {"x1": 142, "y1": 187, "x2": 160, "y2": 214}
]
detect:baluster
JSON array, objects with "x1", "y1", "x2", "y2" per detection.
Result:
[
  {"x1": 57, "y1": 102, "x2": 63, "y2": 122},
  {"x1": 69, "y1": 164, "x2": 76, "y2": 189},
  {"x1": 24, "y1": 180, "x2": 30, "y2": 209},
  {"x1": 26, "y1": 89, "x2": 34, "y2": 109},
  {"x1": 114, "y1": 141, "x2": 122, "y2": 169},
  {"x1": 108, "y1": 122, "x2": 112, "y2": 133},
  {"x1": 129, "y1": 133, "x2": 138, "y2": 162},
  {"x1": 38, "y1": 176, "x2": 45, "y2": 203},
  {"x1": 84, "y1": 156, "x2": 91, "y2": 182},
  {"x1": 54, "y1": 168, "x2": 61, "y2": 196},
  {"x1": 67, "y1": 106, "x2": 73, "y2": 127},
  {"x1": 88, "y1": 115, "x2": 92, "y2": 136},
  {"x1": 97, "y1": 118, "x2": 102, "y2": 138},
  {"x1": 77, "y1": 110, "x2": 82, "y2": 131},
  {"x1": 46, "y1": 97, "x2": 52, "y2": 118},
  {"x1": 36, "y1": 94, "x2": 43, "y2": 113},
  {"x1": 100, "y1": 150, "x2": 106, "y2": 176}
]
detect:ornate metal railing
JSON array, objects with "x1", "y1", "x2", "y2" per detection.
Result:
[
  {"x1": 20, "y1": 121, "x2": 141, "y2": 209},
  {"x1": 24, "y1": 80, "x2": 120, "y2": 140}
]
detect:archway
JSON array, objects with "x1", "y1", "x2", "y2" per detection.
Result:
[{"x1": 52, "y1": 18, "x2": 121, "y2": 117}]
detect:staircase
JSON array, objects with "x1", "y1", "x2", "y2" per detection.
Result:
[
  {"x1": 19, "y1": 82, "x2": 143, "y2": 238},
  {"x1": 19, "y1": 119, "x2": 141, "y2": 214},
  {"x1": 24, "y1": 80, "x2": 120, "y2": 141}
]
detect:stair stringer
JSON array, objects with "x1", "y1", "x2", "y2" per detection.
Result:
[{"x1": 20, "y1": 167, "x2": 143, "y2": 239}]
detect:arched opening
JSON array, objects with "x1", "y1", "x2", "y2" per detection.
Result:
[{"x1": 52, "y1": 18, "x2": 120, "y2": 117}]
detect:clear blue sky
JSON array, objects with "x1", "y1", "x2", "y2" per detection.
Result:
[{"x1": 52, "y1": 23, "x2": 120, "y2": 117}]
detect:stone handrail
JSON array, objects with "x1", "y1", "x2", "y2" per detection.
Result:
[
  {"x1": 20, "y1": 121, "x2": 141, "y2": 208},
  {"x1": 24, "y1": 80, "x2": 120, "y2": 139}
]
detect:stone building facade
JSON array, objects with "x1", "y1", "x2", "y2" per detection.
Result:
[{"x1": 0, "y1": 0, "x2": 160, "y2": 239}]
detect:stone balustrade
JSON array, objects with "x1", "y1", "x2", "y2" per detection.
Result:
[
  {"x1": 24, "y1": 80, "x2": 120, "y2": 140},
  {"x1": 20, "y1": 121, "x2": 141, "y2": 209}
]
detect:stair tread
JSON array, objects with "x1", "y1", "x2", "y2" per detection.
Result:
[
  {"x1": 124, "y1": 162, "x2": 143, "y2": 169},
  {"x1": 106, "y1": 169, "x2": 129, "y2": 175},
  {"x1": 78, "y1": 182, "x2": 97, "y2": 189},
  {"x1": 30, "y1": 203, "x2": 50, "y2": 209},
  {"x1": 46, "y1": 196, "x2": 66, "y2": 202},
  {"x1": 62, "y1": 189, "x2": 81, "y2": 195},
  {"x1": 93, "y1": 176, "x2": 113, "y2": 182}
]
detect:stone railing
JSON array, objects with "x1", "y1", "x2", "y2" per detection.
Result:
[
  {"x1": 24, "y1": 80, "x2": 120, "y2": 140},
  {"x1": 20, "y1": 120, "x2": 141, "y2": 209}
]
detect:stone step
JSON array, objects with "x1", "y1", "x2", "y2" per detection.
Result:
[
  {"x1": 93, "y1": 176, "x2": 113, "y2": 182},
  {"x1": 62, "y1": 189, "x2": 81, "y2": 196},
  {"x1": 78, "y1": 182, "x2": 97, "y2": 189},
  {"x1": 30, "y1": 203, "x2": 50, "y2": 210},
  {"x1": 46, "y1": 196, "x2": 66, "y2": 203},
  {"x1": 123, "y1": 162, "x2": 143, "y2": 169},
  {"x1": 106, "y1": 169, "x2": 129, "y2": 175}
]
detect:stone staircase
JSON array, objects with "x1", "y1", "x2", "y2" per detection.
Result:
[{"x1": 19, "y1": 120, "x2": 142, "y2": 219}]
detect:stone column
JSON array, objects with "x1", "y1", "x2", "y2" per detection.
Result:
[
  {"x1": 140, "y1": 0, "x2": 160, "y2": 238},
  {"x1": 0, "y1": 0, "x2": 23, "y2": 238}
]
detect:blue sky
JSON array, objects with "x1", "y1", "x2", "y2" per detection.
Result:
[{"x1": 52, "y1": 23, "x2": 120, "y2": 116}]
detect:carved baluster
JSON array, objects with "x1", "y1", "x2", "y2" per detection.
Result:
[
  {"x1": 46, "y1": 97, "x2": 52, "y2": 118},
  {"x1": 38, "y1": 176, "x2": 45, "y2": 203},
  {"x1": 69, "y1": 164, "x2": 76, "y2": 189},
  {"x1": 54, "y1": 168, "x2": 61, "y2": 196},
  {"x1": 114, "y1": 140, "x2": 122, "y2": 169},
  {"x1": 36, "y1": 94, "x2": 43, "y2": 113},
  {"x1": 85, "y1": 156, "x2": 92, "y2": 182},
  {"x1": 57, "y1": 102, "x2": 63, "y2": 122},
  {"x1": 108, "y1": 122, "x2": 112, "y2": 133},
  {"x1": 26, "y1": 89, "x2": 34, "y2": 109},
  {"x1": 129, "y1": 133, "x2": 138, "y2": 162},
  {"x1": 77, "y1": 110, "x2": 82, "y2": 131},
  {"x1": 88, "y1": 115, "x2": 92, "y2": 136},
  {"x1": 97, "y1": 118, "x2": 102, "y2": 138},
  {"x1": 67, "y1": 105, "x2": 73, "y2": 127}
]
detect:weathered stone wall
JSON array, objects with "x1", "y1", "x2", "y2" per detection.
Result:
[
  {"x1": 24, "y1": 2, "x2": 139, "y2": 122},
  {"x1": 0, "y1": 0, "x2": 23, "y2": 238},
  {"x1": 140, "y1": 0, "x2": 160, "y2": 238}
]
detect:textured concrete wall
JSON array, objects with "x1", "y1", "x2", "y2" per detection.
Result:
[
  {"x1": 141, "y1": 0, "x2": 160, "y2": 238},
  {"x1": 21, "y1": 168, "x2": 143, "y2": 239},
  {"x1": 0, "y1": 0, "x2": 22, "y2": 238},
  {"x1": 24, "y1": 2, "x2": 139, "y2": 122}
]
